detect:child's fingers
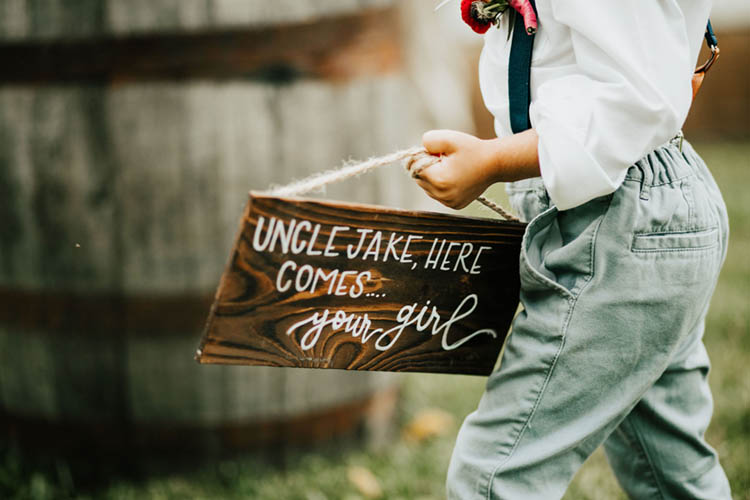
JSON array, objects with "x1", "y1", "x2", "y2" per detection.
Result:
[
  {"x1": 410, "y1": 157, "x2": 441, "y2": 194},
  {"x1": 413, "y1": 171, "x2": 443, "y2": 202},
  {"x1": 415, "y1": 178, "x2": 456, "y2": 209},
  {"x1": 422, "y1": 130, "x2": 458, "y2": 155},
  {"x1": 408, "y1": 155, "x2": 438, "y2": 180},
  {"x1": 405, "y1": 154, "x2": 429, "y2": 176},
  {"x1": 414, "y1": 176, "x2": 436, "y2": 197},
  {"x1": 415, "y1": 176, "x2": 463, "y2": 209}
]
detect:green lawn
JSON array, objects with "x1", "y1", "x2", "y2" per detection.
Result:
[{"x1": 3, "y1": 141, "x2": 749, "y2": 500}]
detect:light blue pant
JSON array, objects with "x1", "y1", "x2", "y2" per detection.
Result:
[{"x1": 446, "y1": 140, "x2": 732, "y2": 499}]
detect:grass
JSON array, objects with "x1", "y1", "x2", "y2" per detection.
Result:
[{"x1": 2, "y1": 141, "x2": 749, "y2": 499}]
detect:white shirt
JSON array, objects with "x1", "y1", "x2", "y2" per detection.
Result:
[{"x1": 478, "y1": 0, "x2": 712, "y2": 210}]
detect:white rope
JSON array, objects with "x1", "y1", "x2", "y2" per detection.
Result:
[
  {"x1": 265, "y1": 147, "x2": 423, "y2": 198},
  {"x1": 264, "y1": 146, "x2": 519, "y2": 222},
  {"x1": 475, "y1": 196, "x2": 519, "y2": 222}
]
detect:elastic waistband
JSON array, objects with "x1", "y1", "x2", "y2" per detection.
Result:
[{"x1": 623, "y1": 137, "x2": 702, "y2": 187}]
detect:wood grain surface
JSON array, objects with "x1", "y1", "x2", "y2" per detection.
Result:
[{"x1": 197, "y1": 194, "x2": 526, "y2": 376}]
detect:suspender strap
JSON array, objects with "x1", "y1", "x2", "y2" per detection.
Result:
[
  {"x1": 695, "y1": 20, "x2": 720, "y2": 77},
  {"x1": 705, "y1": 20, "x2": 718, "y2": 48},
  {"x1": 507, "y1": 0, "x2": 537, "y2": 134}
]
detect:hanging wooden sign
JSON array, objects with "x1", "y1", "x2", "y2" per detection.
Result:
[{"x1": 195, "y1": 193, "x2": 526, "y2": 376}]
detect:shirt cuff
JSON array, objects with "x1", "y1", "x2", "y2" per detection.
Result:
[{"x1": 531, "y1": 92, "x2": 622, "y2": 211}]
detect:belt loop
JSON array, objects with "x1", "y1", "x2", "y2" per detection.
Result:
[
  {"x1": 673, "y1": 130, "x2": 684, "y2": 152},
  {"x1": 639, "y1": 161, "x2": 652, "y2": 201}
]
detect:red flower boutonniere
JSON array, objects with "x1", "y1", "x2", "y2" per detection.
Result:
[{"x1": 459, "y1": 0, "x2": 538, "y2": 35}]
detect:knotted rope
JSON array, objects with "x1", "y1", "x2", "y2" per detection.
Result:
[{"x1": 265, "y1": 147, "x2": 519, "y2": 222}]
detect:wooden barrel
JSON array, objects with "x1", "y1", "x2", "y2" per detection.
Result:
[{"x1": 0, "y1": 1, "x2": 472, "y2": 455}]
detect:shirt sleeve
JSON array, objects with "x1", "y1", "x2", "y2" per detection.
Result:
[{"x1": 529, "y1": 1, "x2": 706, "y2": 210}]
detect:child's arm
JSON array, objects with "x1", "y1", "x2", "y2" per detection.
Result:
[{"x1": 410, "y1": 129, "x2": 540, "y2": 210}]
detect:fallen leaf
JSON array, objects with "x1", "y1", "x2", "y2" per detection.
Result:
[
  {"x1": 403, "y1": 408, "x2": 455, "y2": 442},
  {"x1": 347, "y1": 465, "x2": 382, "y2": 499}
]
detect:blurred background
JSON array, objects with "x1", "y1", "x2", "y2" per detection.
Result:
[{"x1": 0, "y1": 1, "x2": 747, "y2": 498}]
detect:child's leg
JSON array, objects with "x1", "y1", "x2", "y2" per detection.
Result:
[
  {"x1": 446, "y1": 142, "x2": 730, "y2": 499},
  {"x1": 604, "y1": 328, "x2": 730, "y2": 499},
  {"x1": 603, "y1": 142, "x2": 731, "y2": 499}
]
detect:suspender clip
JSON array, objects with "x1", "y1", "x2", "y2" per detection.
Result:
[{"x1": 673, "y1": 130, "x2": 684, "y2": 153}]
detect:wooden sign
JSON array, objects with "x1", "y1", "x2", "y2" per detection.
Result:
[{"x1": 195, "y1": 194, "x2": 526, "y2": 376}]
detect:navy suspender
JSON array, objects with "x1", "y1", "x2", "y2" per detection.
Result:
[
  {"x1": 507, "y1": 0, "x2": 538, "y2": 134},
  {"x1": 705, "y1": 20, "x2": 718, "y2": 49}
]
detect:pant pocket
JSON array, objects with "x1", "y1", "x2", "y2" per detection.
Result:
[
  {"x1": 520, "y1": 195, "x2": 611, "y2": 298},
  {"x1": 632, "y1": 227, "x2": 719, "y2": 253},
  {"x1": 519, "y1": 207, "x2": 572, "y2": 298}
]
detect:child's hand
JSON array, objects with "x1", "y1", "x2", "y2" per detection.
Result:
[
  {"x1": 407, "y1": 130, "x2": 496, "y2": 210},
  {"x1": 407, "y1": 128, "x2": 541, "y2": 210}
]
